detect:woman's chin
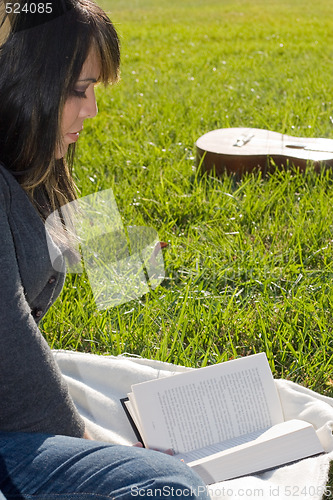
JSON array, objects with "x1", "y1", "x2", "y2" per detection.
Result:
[{"x1": 55, "y1": 144, "x2": 69, "y2": 160}]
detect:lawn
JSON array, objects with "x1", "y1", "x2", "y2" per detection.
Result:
[{"x1": 43, "y1": 0, "x2": 333, "y2": 395}]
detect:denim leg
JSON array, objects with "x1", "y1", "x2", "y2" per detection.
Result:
[{"x1": 0, "y1": 431, "x2": 210, "y2": 499}]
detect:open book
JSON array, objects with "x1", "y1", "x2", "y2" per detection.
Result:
[{"x1": 122, "y1": 353, "x2": 324, "y2": 484}]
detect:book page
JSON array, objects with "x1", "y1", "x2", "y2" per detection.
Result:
[
  {"x1": 131, "y1": 353, "x2": 284, "y2": 453},
  {"x1": 176, "y1": 427, "x2": 265, "y2": 463},
  {"x1": 188, "y1": 420, "x2": 323, "y2": 484}
]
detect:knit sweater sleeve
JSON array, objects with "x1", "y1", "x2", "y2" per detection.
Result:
[{"x1": 0, "y1": 174, "x2": 85, "y2": 437}]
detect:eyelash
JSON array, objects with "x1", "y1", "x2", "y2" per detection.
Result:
[{"x1": 71, "y1": 89, "x2": 87, "y2": 99}]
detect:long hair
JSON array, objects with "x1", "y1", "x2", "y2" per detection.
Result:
[{"x1": 0, "y1": 0, "x2": 120, "y2": 219}]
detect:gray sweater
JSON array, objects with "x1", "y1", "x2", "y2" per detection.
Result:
[{"x1": 0, "y1": 163, "x2": 85, "y2": 437}]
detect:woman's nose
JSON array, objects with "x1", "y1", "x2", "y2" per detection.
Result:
[{"x1": 80, "y1": 87, "x2": 98, "y2": 119}]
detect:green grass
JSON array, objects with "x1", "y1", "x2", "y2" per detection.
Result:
[{"x1": 42, "y1": 0, "x2": 333, "y2": 395}]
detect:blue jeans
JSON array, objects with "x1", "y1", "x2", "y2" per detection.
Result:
[{"x1": 0, "y1": 431, "x2": 210, "y2": 499}]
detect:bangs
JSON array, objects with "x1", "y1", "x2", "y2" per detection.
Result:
[
  {"x1": 81, "y1": 1, "x2": 120, "y2": 85},
  {"x1": 92, "y1": 24, "x2": 120, "y2": 85},
  {"x1": 60, "y1": 1, "x2": 120, "y2": 101}
]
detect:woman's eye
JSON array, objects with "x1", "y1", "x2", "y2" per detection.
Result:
[{"x1": 72, "y1": 89, "x2": 87, "y2": 99}]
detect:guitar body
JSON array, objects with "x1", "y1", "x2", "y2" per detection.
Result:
[{"x1": 196, "y1": 128, "x2": 333, "y2": 176}]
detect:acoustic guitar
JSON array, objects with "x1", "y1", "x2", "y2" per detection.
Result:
[{"x1": 196, "y1": 128, "x2": 333, "y2": 176}]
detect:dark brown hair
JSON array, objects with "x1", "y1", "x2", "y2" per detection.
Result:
[{"x1": 0, "y1": 0, "x2": 120, "y2": 219}]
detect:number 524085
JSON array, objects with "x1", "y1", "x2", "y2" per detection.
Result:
[{"x1": 5, "y1": 3, "x2": 53, "y2": 14}]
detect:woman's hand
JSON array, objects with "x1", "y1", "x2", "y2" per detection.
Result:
[{"x1": 83, "y1": 429, "x2": 93, "y2": 440}]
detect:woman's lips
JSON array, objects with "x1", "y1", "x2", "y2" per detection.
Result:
[{"x1": 66, "y1": 132, "x2": 80, "y2": 142}]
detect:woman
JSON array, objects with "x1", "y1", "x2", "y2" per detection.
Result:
[{"x1": 0, "y1": 1, "x2": 209, "y2": 498}]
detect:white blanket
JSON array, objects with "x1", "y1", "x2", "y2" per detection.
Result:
[{"x1": 53, "y1": 350, "x2": 333, "y2": 500}]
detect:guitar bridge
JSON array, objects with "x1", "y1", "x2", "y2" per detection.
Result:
[{"x1": 233, "y1": 134, "x2": 255, "y2": 147}]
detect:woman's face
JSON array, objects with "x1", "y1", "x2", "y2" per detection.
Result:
[{"x1": 56, "y1": 49, "x2": 101, "y2": 159}]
